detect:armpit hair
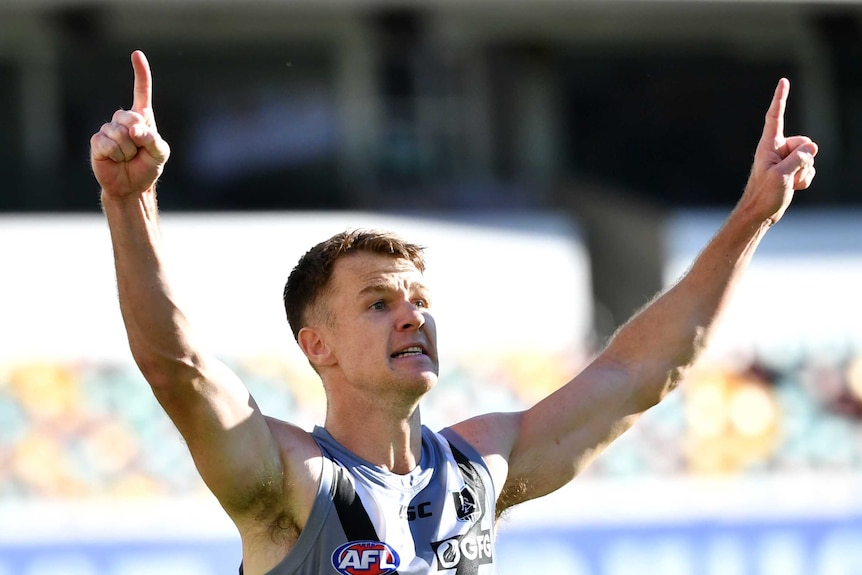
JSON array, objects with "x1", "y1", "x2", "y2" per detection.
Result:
[
  {"x1": 496, "y1": 475, "x2": 530, "y2": 519},
  {"x1": 243, "y1": 472, "x2": 299, "y2": 545}
]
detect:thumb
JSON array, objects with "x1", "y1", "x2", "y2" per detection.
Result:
[{"x1": 129, "y1": 124, "x2": 171, "y2": 164}]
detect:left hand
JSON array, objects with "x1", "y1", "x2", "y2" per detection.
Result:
[{"x1": 742, "y1": 78, "x2": 818, "y2": 225}]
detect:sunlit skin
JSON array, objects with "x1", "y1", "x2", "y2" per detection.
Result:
[
  {"x1": 90, "y1": 51, "x2": 819, "y2": 575},
  {"x1": 297, "y1": 252, "x2": 439, "y2": 470}
]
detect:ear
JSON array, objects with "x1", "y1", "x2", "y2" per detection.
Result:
[{"x1": 297, "y1": 326, "x2": 336, "y2": 368}]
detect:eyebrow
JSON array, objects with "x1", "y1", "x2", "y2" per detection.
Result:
[{"x1": 358, "y1": 280, "x2": 431, "y2": 297}]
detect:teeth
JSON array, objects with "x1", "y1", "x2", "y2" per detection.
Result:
[{"x1": 393, "y1": 346, "x2": 423, "y2": 358}]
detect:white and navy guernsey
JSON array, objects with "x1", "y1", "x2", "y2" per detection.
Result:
[{"x1": 239, "y1": 425, "x2": 498, "y2": 575}]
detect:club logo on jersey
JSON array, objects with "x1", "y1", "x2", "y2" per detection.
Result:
[
  {"x1": 331, "y1": 541, "x2": 401, "y2": 575},
  {"x1": 431, "y1": 529, "x2": 493, "y2": 570},
  {"x1": 452, "y1": 485, "x2": 480, "y2": 522}
]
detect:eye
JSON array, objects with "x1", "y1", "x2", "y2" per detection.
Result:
[
  {"x1": 370, "y1": 300, "x2": 386, "y2": 311},
  {"x1": 414, "y1": 299, "x2": 429, "y2": 309}
]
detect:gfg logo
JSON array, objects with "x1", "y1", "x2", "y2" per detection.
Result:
[
  {"x1": 331, "y1": 541, "x2": 401, "y2": 575},
  {"x1": 431, "y1": 529, "x2": 493, "y2": 570}
]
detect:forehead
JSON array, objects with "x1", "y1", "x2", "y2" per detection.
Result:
[{"x1": 330, "y1": 252, "x2": 426, "y2": 293}]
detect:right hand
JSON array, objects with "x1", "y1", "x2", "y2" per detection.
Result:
[
  {"x1": 90, "y1": 50, "x2": 170, "y2": 199},
  {"x1": 740, "y1": 78, "x2": 818, "y2": 225}
]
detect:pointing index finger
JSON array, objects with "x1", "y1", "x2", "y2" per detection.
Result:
[
  {"x1": 131, "y1": 50, "x2": 154, "y2": 120},
  {"x1": 761, "y1": 77, "x2": 789, "y2": 146}
]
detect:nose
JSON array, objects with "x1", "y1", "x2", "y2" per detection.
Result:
[{"x1": 396, "y1": 300, "x2": 426, "y2": 331}]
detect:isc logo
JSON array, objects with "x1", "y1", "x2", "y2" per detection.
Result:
[{"x1": 331, "y1": 541, "x2": 401, "y2": 575}]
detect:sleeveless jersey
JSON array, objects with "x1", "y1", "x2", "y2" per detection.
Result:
[{"x1": 239, "y1": 425, "x2": 499, "y2": 575}]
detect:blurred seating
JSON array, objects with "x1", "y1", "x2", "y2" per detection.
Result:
[{"x1": 1, "y1": 349, "x2": 860, "y2": 500}]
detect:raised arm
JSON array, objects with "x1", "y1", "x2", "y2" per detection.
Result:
[
  {"x1": 90, "y1": 52, "x2": 313, "y2": 527},
  {"x1": 453, "y1": 79, "x2": 818, "y2": 510}
]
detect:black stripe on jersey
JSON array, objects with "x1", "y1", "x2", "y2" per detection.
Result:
[
  {"x1": 333, "y1": 465, "x2": 381, "y2": 542},
  {"x1": 448, "y1": 442, "x2": 487, "y2": 525},
  {"x1": 332, "y1": 465, "x2": 403, "y2": 575},
  {"x1": 447, "y1": 441, "x2": 490, "y2": 575}
]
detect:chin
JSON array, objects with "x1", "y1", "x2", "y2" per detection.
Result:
[{"x1": 407, "y1": 370, "x2": 438, "y2": 394}]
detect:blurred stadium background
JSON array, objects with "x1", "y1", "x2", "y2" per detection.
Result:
[{"x1": 1, "y1": 0, "x2": 861, "y2": 573}]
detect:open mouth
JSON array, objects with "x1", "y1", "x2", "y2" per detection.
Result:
[{"x1": 391, "y1": 346, "x2": 425, "y2": 359}]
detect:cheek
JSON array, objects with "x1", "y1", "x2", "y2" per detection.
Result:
[
  {"x1": 349, "y1": 321, "x2": 389, "y2": 354},
  {"x1": 423, "y1": 312, "x2": 437, "y2": 335}
]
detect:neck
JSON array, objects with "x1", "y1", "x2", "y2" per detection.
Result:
[{"x1": 324, "y1": 395, "x2": 423, "y2": 474}]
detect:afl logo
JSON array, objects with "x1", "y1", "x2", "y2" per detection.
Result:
[{"x1": 331, "y1": 541, "x2": 401, "y2": 575}]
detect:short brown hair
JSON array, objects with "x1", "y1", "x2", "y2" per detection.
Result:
[{"x1": 283, "y1": 229, "x2": 426, "y2": 340}]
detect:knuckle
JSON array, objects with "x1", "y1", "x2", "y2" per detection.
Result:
[
  {"x1": 112, "y1": 109, "x2": 145, "y2": 127},
  {"x1": 94, "y1": 141, "x2": 118, "y2": 160},
  {"x1": 103, "y1": 122, "x2": 127, "y2": 140}
]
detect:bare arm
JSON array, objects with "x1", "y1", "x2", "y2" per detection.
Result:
[
  {"x1": 453, "y1": 78, "x2": 818, "y2": 510},
  {"x1": 90, "y1": 52, "x2": 312, "y2": 524}
]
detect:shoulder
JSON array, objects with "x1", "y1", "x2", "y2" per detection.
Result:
[
  {"x1": 444, "y1": 411, "x2": 523, "y2": 459},
  {"x1": 442, "y1": 412, "x2": 524, "y2": 494},
  {"x1": 266, "y1": 417, "x2": 325, "y2": 499},
  {"x1": 266, "y1": 417, "x2": 323, "y2": 460}
]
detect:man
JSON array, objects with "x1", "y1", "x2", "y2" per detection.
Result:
[{"x1": 90, "y1": 50, "x2": 818, "y2": 575}]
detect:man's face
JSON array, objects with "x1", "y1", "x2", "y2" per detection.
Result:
[{"x1": 318, "y1": 252, "x2": 439, "y2": 397}]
